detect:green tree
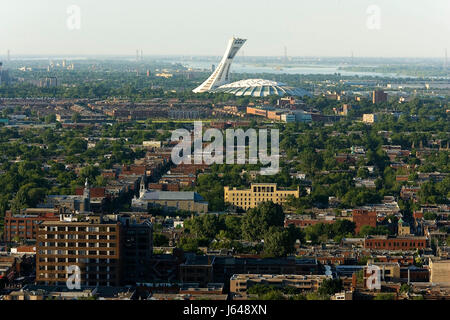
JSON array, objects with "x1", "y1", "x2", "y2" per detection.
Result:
[
  {"x1": 44, "y1": 114, "x2": 57, "y2": 124},
  {"x1": 263, "y1": 227, "x2": 294, "y2": 258},
  {"x1": 318, "y1": 278, "x2": 343, "y2": 296},
  {"x1": 71, "y1": 112, "x2": 81, "y2": 123},
  {"x1": 242, "y1": 202, "x2": 284, "y2": 241},
  {"x1": 373, "y1": 293, "x2": 396, "y2": 300}
]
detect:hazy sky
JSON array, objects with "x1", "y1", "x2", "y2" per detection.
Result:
[{"x1": 1, "y1": 0, "x2": 449, "y2": 57}]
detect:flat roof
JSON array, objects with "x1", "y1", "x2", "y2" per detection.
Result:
[{"x1": 140, "y1": 191, "x2": 205, "y2": 202}]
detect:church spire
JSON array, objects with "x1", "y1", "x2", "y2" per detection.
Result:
[
  {"x1": 139, "y1": 177, "x2": 146, "y2": 198},
  {"x1": 83, "y1": 178, "x2": 91, "y2": 212}
]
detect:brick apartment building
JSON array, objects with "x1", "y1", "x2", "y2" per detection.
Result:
[
  {"x1": 284, "y1": 216, "x2": 335, "y2": 229},
  {"x1": 4, "y1": 208, "x2": 60, "y2": 243},
  {"x1": 372, "y1": 90, "x2": 388, "y2": 104},
  {"x1": 35, "y1": 214, "x2": 154, "y2": 287},
  {"x1": 352, "y1": 209, "x2": 377, "y2": 234},
  {"x1": 36, "y1": 216, "x2": 122, "y2": 287},
  {"x1": 364, "y1": 235, "x2": 427, "y2": 251}
]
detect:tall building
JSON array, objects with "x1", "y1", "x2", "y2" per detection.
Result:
[
  {"x1": 39, "y1": 77, "x2": 58, "y2": 88},
  {"x1": 445, "y1": 48, "x2": 448, "y2": 70},
  {"x1": 193, "y1": 37, "x2": 247, "y2": 93},
  {"x1": 372, "y1": 90, "x2": 388, "y2": 104},
  {"x1": 119, "y1": 215, "x2": 153, "y2": 285},
  {"x1": 352, "y1": 209, "x2": 377, "y2": 234},
  {"x1": 0, "y1": 62, "x2": 9, "y2": 85},
  {"x1": 224, "y1": 183, "x2": 300, "y2": 210},
  {"x1": 36, "y1": 215, "x2": 121, "y2": 287},
  {"x1": 284, "y1": 46, "x2": 288, "y2": 63}
]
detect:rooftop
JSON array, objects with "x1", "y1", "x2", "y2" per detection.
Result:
[
  {"x1": 140, "y1": 190, "x2": 205, "y2": 202},
  {"x1": 212, "y1": 79, "x2": 312, "y2": 97}
]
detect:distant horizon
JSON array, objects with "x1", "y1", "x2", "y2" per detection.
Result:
[
  {"x1": 1, "y1": 54, "x2": 448, "y2": 61},
  {"x1": 1, "y1": 1, "x2": 449, "y2": 58}
]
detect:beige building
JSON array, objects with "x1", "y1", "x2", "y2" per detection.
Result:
[
  {"x1": 224, "y1": 183, "x2": 300, "y2": 210},
  {"x1": 429, "y1": 259, "x2": 450, "y2": 283},
  {"x1": 366, "y1": 262, "x2": 401, "y2": 282},
  {"x1": 398, "y1": 218, "x2": 411, "y2": 236},
  {"x1": 362, "y1": 114, "x2": 378, "y2": 124},
  {"x1": 142, "y1": 140, "x2": 162, "y2": 148},
  {"x1": 230, "y1": 274, "x2": 329, "y2": 295}
]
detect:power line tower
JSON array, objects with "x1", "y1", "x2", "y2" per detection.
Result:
[
  {"x1": 284, "y1": 46, "x2": 288, "y2": 63},
  {"x1": 445, "y1": 48, "x2": 448, "y2": 70}
]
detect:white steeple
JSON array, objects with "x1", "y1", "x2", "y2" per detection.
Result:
[
  {"x1": 139, "y1": 177, "x2": 146, "y2": 198},
  {"x1": 83, "y1": 178, "x2": 91, "y2": 212},
  {"x1": 83, "y1": 178, "x2": 90, "y2": 199}
]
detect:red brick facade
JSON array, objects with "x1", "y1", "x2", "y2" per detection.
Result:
[
  {"x1": 284, "y1": 219, "x2": 335, "y2": 228},
  {"x1": 364, "y1": 236, "x2": 427, "y2": 250},
  {"x1": 4, "y1": 209, "x2": 60, "y2": 242},
  {"x1": 352, "y1": 209, "x2": 377, "y2": 234}
]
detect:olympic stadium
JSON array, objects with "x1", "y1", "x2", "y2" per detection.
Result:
[
  {"x1": 211, "y1": 79, "x2": 311, "y2": 97},
  {"x1": 193, "y1": 37, "x2": 311, "y2": 98}
]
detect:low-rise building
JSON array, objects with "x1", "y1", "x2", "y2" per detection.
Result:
[
  {"x1": 4, "y1": 208, "x2": 60, "y2": 243},
  {"x1": 3, "y1": 285, "x2": 136, "y2": 300},
  {"x1": 363, "y1": 113, "x2": 378, "y2": 123},
  {"x1": 230, "y1": 274, "x2": 329, "y2": 295},
  {"x1": 224, "y1": 183, "x2": 300, "y2": 210},
  {"x1": 429, "y1": 259, "x2": 450, "y2": 284},
  {"x1": 132, "y1": 188, "x2": 208, "y2": 214},
  {"x1": 364, "y1": 236, "x2": 427, "y2": 251}
]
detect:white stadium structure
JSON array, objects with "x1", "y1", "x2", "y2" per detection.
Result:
[
  {"x1": 193, "y1": 37, "x2": 310, "y2": 98},
  {"x1": 193, "y1": 37, "x2": 247, "y2": 93},
  {"x1": 211, "y1": 79, "x2": 311, "y2": 97}
]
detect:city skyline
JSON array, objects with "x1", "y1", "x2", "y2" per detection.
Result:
[{"x1": 1, "y1": 0, "x2": 450, "y2": 58}]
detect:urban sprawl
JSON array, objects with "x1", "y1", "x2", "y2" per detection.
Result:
[{"x1": 0, "y1": 40, "x2": 449, "y2": 301}]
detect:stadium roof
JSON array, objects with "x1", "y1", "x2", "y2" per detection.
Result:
[{"x1": 212, "y1": 79, "x2": 311, "y2": 97}]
